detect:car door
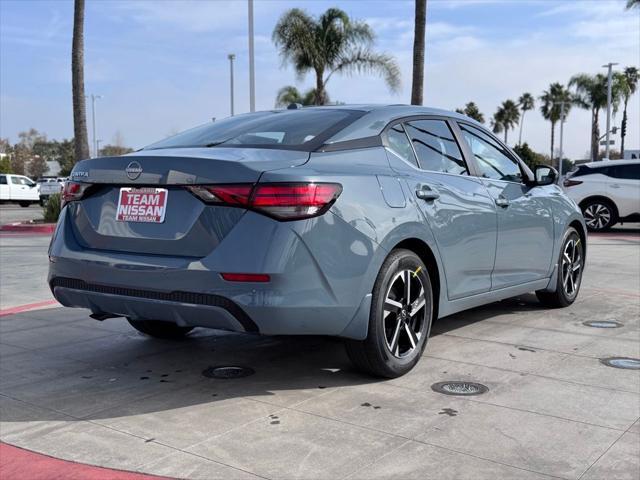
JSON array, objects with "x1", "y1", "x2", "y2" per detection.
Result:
[
  {"x1": 608, "y1": 163, "x2": 640, "y2": 217},
  {"x1": 0, "y1": 175, "x2": 9, "y2": 200},
  {"x1": 457, "y1": 122, "x2": 554, "y2": 289},
  {"x1": 9, "y1": 176, "x2": 30, "y2": 200},
  {"x1": 384, "y1": 118, "x2": 497, "y2": 300}
]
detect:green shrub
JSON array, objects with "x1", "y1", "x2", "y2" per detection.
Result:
[{"x1": 43, "y1": 193, "x2": 61, "y2": 223}]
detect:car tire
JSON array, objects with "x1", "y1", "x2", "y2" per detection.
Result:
[
  {"x1": 345, "y1": 249, "x2": 433, "y2": 378},
  {"x1": 19, "y1": 201, "x2": 30, "y2": 208},
  {"x1": 127, "y1": 318, "x2": 194, "y2": 339},
  {"x1": 581, "y1": 199, "x2": 617, "y2": 232},
  {"x1": 536, "y1": 227, "x2": 584, "y2": 308}
]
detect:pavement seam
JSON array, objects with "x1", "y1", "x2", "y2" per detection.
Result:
[
  {"x1": 439, "y1": 332, "x2": 637, "y2": 361},
  {"x1": 376, "y1": 380, "x2": 634, "y2": 433},
  {"x1": 576, "y1": 419, "x2": 636, "y2": 480},
  {"x1": 0, "y1": 391, "x2": 271, "y2": 480},
  {"x1": 265, "y1": 399, "x2": 570, "y2": 480},
  {"x1": 424, "y1": 354, "x2": 640, "y2": 395}
]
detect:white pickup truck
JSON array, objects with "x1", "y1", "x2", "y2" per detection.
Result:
[
  {"x1": 37, "y1": 177, "x2": 65, "y2": 203},
  {"x1": 0, "y1": 174, "x2": 41, "y2": 207}
]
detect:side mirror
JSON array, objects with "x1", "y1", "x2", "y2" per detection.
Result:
[{"x1": 534, "y1": 165, "x2": 557, "y2": 186}]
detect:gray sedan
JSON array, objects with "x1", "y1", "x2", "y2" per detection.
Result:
[{"x1": 49, "y1": 105, "x2": 586, "y2": 377}]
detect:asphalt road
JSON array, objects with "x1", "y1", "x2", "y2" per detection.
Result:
[
  {"x1": 0, "y1": 230, "x2": 638, "y2": 479},
  {"x1": 0, "y1": 204, "x2": 44, "y2": 225}
]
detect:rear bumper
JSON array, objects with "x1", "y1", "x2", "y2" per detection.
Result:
[{"x1": 48, "y1": 208, "x2": 382, "y2": 339}]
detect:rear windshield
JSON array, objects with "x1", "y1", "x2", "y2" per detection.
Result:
[{"x1": 144, "y1": 109, "x2": 361, "y2": 151}]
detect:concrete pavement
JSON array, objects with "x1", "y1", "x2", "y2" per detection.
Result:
[{"x1": 0, "y1": 230, "x2": 638, "y2": 479}]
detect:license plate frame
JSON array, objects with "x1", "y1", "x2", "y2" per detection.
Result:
[{"x1": 116, "y1": 187, "x2": 168, "y2": 224}]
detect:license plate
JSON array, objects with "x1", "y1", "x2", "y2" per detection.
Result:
[{"x1": 116, "y1": 187, "x2": 168, "y2": 223}]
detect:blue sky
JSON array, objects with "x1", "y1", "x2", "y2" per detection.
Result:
[{"x1": 1, "y1": 0, "x2": 638, "y2": 159}]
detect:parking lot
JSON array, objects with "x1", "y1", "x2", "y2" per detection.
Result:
[{"x1": 0, "y1": 227, "x2": 638, "y2": 480}]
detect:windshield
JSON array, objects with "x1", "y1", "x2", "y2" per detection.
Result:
[{"x1": 145, "y1": 109, "x2": 360, "y2": 151}]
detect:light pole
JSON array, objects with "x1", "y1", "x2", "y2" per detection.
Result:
[
  {"x1": 553, "y1": 101, "x2": 571, "y2": 182},
  {"x1": 602, "y1": 62, "x2": 618, "y2": 161},
  {"x1": 248, "y1": 0, "x2": 255, "y2": 112},
  {"x1": 96, "y1": 139, "x2": 102, "y2": 157},
  {"x1": 228, "y1": 54, "x2": 236, "y2": 116},
  {"x1": 86, "y1": 94, "x2": 103, "y2": 158}
]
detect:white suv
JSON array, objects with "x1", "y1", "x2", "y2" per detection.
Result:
[{"x1": 563, "y1": 160, "x2": 640, "y2": 231}]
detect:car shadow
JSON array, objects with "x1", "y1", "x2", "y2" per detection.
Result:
[{"x1": 1, "y1": 294, "x2": 545, "y2": 425}]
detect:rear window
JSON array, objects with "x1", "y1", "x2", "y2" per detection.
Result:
[{"x1": 145, "y1": 109, "x2": 361, "y2": 151}]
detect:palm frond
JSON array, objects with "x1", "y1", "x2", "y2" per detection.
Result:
[{"x1": 328, "y1": 48, "x2": 401, "y2": 92}]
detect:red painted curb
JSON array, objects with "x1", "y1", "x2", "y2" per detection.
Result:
[
  {"x1": 0, "y1": 300, "x2": 59, "y2": 317},
  {"x1": 0, "y1": 222, "x2": 56, "y2": 234},
  {"x1": 0, "y1": 442, "x2": 173, "y2": 480}
]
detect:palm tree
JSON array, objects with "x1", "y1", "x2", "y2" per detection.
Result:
[
  {"x1": 272, "y1": 8, "x2": 400, "y2": 106},
  {"x1": 411, "y1": 0, "x2": 427, "y2": 105},
  {"x1": 72, "y1": 0, "x2": 90, "y2": 162},
  {"x1": 569, "y1": 73, "x2": 624, "y2": 161},
  {"x1": 275, "y1": 86, "x2": 325, "y2": 107},
  {"x1": 491, "y1": 100, "x2": 519, "y2": 144},
  {"x1": 540, "y1": 83, "x2": 573, "y2": 164},
  {"x1": 455, "y1": 102, "x2": 485, "y2": 123},
  {"x1": 517, "y1": 93, "x2": 535, "y2": 145},
  {"x1": 619, "y1": 66, "x2": 638, "y2": 157}
]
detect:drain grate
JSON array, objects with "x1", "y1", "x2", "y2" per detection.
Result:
[
  {"x1": 583, "y1": 320, "x2": 623, "y2": 329},
  {"x1": 431, "y1": 381, "x2": 488, "y2": 396},
  {"x1": 202, "y1": 366, "x2": 255, "y2": 379},
  {"x1": 600, "y1": 357, "x2": 640, "y2": 370}
]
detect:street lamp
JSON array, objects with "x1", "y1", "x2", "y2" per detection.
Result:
[
  {"x1": 248, "y1": 0, "x2": 255, "y2": 112},
  {"x1": 602, "y1": 62, "x2": 618, "y2": 161},
  {"x1": 85, "y1": 94, "x2": 103, "y2": 158},
  {"x1": 228, "y1": 54, "x2": 236, "y2": 116}
]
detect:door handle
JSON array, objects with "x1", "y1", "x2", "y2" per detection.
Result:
[
  {"x1": 416, "y1": 185, "x2": 440, "y2": 201},
  {"x1": 495, "y1": 195, "x2": 510, "y2": 208}
]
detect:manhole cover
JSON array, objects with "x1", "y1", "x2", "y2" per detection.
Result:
[
  {"x1": 431, "y1": 381, "x2": 488, "y2": 396},
  {"x1": 583, "y1": 320, "x2": 623, "y2": 328},
  {"x1": 202, "y1": 366, "x2": 255, "y2": 379},
  {"x1": 600, "y1": 357, "x2": 640, "y2": 370}
]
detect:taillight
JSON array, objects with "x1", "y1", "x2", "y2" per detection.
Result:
[
  {"x1": 563, "y1": 178, "x2": 583, "y2": 187},
  {"x1": 61, "y1": 181, "x2": 89, "y2": 207},
  {"x1": 221, "y1": 273, "x2": 270, "y2": 282},
  {"x1": 187, "y1": 182, "x2": 342, "y2": 221}
]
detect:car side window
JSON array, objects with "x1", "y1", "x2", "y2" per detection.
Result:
[
  {"x1": 385, "y1": 124, "x2": 419, "y2": 167},
  {"x1": 459, "y1": 123, "x2": 523, "y2": 183},
  {"x1": 610, "y1": 164, "x2": 640, "y2": 180},
  {"x1": 10, "y1": 176, "x2": 22, "y2": 185},
  {"x1": 404, "y1": 120, "x2": 467, "y2": 175},
  {"x1": 0, "y1": 175, "x2": 6, "y2": 185}
]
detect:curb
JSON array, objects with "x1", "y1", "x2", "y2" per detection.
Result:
[
  {"x1": 0, "y1": 300, "x2": 60, "y2": 317},
  {"x1": 0, "y1": 222, "x2": 56, "y2": 234}
]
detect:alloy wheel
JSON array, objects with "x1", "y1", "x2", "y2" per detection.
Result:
[
  {"x1": 583, "y1": 203, "x2": 611, "y2": 230},
  {"x1": 383, "y1": 270, "x2": 428, "y2": 358},
  {"x1": 561, "y1": 236, "x2": 583, "y2": 299}
]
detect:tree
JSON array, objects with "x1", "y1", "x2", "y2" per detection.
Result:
[
  {"x1": 513, "y1": 142, "x2": 550, "y2": 170},
  {"x1": 411, "y1": 0, "x2": 426, "y2": 105},
  {"x1": 491, "y1": 100, "x2": 519, "y2": 144},
  {"x1": 27, "y1": 157, "x2": 49, "y2": 179},
  {"x1": 0, "y1": 157, "x2": 12, "y2": 174},
  {"x1": 540, "y1": 83, "x2": 573, "y2": 164},
  {"x1": 10, "y1": 145, "x2": 29, "y2": 175},
  {"x1": 627, "y1": 0, "x2": 639, "y2": 9},
  {"x1": 72, "y1": 0, "x2": 90, "y2": 163},
  {"x1": 570, "y1": 73, "x2": 621, "y2": 162},
  {"x1": 57, "y1": 139, "x2": 76, "y2": 177},
  {"x1": 619, "y1": 66, "x2": 638, "y2": 157},
  {"x1": 517, "y1": 93, "x2": 535, "y2": 145},
  {"x1": 18, "y1": 128, "x2": 46, "y2": 150},
  {"x1": 99, "y1": 145, "x2": 134, "y2": 157},
  {"x1": 275, "y1": 85, "x2": 325, "y2": 107},
  {"x1": 272, "y1": 8, "x2": 400, "y2": 106},
  {"x1": 455, "y1": 102, "x2": 485, "y2": 123}
]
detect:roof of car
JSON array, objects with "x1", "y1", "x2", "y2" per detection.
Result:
[{"x1": 581, "y1": 159, "x2": 640, "y2": 168}]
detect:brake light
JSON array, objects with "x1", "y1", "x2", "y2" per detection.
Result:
[
  {"x1": 563, "y1": 179, "x2": 583, "y2": 187},
  {"x1": 61, "y1": 181, "x2": 89, "y2": 207},
  {"x1": 187, "y1": 182, "x2": 342, "y2": 221},
  {"x1": 221, "y1": 273, "x2": 270, "y2": 282}
]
